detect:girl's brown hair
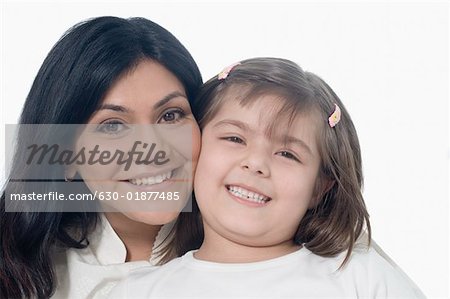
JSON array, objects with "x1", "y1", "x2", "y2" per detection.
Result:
[{"x1": 169, "y1": 57, "x2": 371, "y2": 267}]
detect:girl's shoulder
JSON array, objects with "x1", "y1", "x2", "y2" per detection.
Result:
[
  {"x1": 330, "y1": 241, "x2": 426, "y2": 298},
  {"x1": 342, "y1": 240, "x2": 408, "y2": 276},
  {"x1": 293, "y1": 239, "x2": 425, "y2": 298}
]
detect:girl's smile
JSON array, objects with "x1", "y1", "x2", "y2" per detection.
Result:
[{"x1": 225, "y1": 184, "x2": 272, "y2": 207}]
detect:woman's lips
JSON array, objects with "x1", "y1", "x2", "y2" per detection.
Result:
[{"x1": 128, "y1": 169, "x2": 173, "y2": 186}]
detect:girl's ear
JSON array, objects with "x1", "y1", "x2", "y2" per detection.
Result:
[{"x1": 308, "y1": 178, "x2": 335, "y2": 209}]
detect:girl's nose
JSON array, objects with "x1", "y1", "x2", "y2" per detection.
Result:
[{"x1": 239, "y1": 151, "x2": 270, "y2": 177}]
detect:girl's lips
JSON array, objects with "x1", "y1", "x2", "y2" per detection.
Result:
[
  {"x1": 225, "y1": 184, "x2": 271, "y2": 199},
  {"x1": 226, "y1": 187, "x2": 271, "y2": 207},
  {"x1": 225, "y1": 184, "x2": 272, "y2": 207}
]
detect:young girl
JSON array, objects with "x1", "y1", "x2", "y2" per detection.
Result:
[{"x1": 110, "y1": 58, "x2": 424, "y2": 298}]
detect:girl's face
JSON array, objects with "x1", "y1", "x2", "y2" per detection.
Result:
[
  {"x1": 194, "y1": 95, "x2": 322, "y2": 249},
  {"x1": 73, "y1": 60, "x2": 200, "y2": 225}
]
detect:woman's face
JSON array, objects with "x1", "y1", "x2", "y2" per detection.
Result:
[{"x1": 73, "y1": 59, "x2": 200, "y2": 225}]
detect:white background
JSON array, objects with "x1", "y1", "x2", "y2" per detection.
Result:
[{"x1": 1, "y1": 1, "x2": 449, "y2": 298}]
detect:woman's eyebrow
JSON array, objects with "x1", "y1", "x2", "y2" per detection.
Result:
[
  {"x1": 97, "y1": 104, "x2": 131, "y2": 113},
  {"x1": 153, "y1": 91, "x2": 187, "y2": 109},
  {"x1": 97, "y1": 91, "x2": 187, "y2": 113}
]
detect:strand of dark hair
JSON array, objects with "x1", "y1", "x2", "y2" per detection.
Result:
[{"x1": 1, "y1": 16, "x2": 202, "y2": 298}]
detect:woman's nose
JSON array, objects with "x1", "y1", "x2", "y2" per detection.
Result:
[{"x1": 130, "y1": 124, "x2": 174, "y2": 160}]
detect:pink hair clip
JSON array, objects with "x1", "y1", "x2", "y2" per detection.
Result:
[
  {"x1": 328, "y1": 104, "x2": 341, "y2": 128},
  {"x1": 218, "y1": 62, "x2": 241, "y2": 80}
]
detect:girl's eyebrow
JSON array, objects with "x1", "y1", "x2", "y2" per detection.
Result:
[
  {"x1": 213, "y1": 119, "x2": 313, "y2": 155},
  {"x1": 213, "y1": 119, "x2": 250, "y2": 131},
  {"x1": 280, "y1": 135, "x2": 313, "y2": 155},
  {"x1": 97, "y1": 91, "x2": 187, "y2": 113}
]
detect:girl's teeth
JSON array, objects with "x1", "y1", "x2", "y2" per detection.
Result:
[
  {"x1": 129, "y1": 171, "x2": 172, "y2": 186},
  {"x1": 227, "y1": 185, "x2": 269, "y2": 203}
]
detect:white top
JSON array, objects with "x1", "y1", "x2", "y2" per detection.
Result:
[
  {"x1": 110, "y1": 243, "x2": 425, "y2": 298},
  {"x1": 51, "y1": 214, "x2": 174, "y2": 299}
]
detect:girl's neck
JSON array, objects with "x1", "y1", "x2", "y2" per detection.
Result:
[
  {"x1": 104, "y1": 212, "x2": 161, "y2": 262},
  {"x1": 194, "y1": 226, "x2": 302, "y2": 263}
]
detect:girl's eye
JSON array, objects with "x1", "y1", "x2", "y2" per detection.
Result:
[
  {"x1": 159, "y1": 108, "x2": 186, "y2": 124},
  {"x1": 96, "y1": 120, "x2": 129, "y2": 135},
  {"x1": 277, "y1": 151, "x2": 301, "y2": 162},
  {"x1": 222, "y1": 136, "x2": 245, "y2": 144}
]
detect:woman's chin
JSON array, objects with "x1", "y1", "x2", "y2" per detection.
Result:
[{"x1": 123, "y1": 211, "x2": 179, "y2": 226}]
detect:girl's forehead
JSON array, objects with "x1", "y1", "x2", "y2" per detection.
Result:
[{"x1": 216, "y1": 91, "x2": 323, "y2": 128}]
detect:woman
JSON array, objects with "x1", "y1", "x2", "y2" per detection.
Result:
[{"x1": 0, "y1": 16, "x2": 202, "y2": 298}]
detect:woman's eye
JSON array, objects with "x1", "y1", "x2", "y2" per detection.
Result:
[
  {"x1": 96, "y1": 120, "x2": 129, "y2": 135},
  {"x1": 277, "y1": 151, "x2": 301, "y2": 162},
  {"x1": 222, "y1": 136, "x2": 245, "y2": 144},
  {"x1": 159, "y1": 109, "x2": 186, "y2": 124}
]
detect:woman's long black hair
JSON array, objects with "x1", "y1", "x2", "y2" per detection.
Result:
[{"x1": 0, "y1": 16, "x2": 202, "y2": 299}]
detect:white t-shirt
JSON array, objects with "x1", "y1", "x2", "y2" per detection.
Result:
[
  {"x1": 110, "y1": 243, "x2": 425, "y2": 298},
  {"x1": 51, "y1": 214, "x2": 174, "y2": 299}
]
